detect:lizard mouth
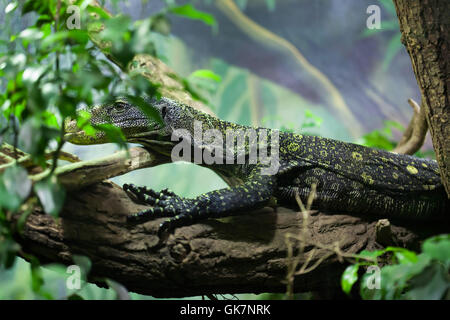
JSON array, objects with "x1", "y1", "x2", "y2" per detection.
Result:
[{"x1": 63, "y1": 117, "x2": 164, "y2": 145}]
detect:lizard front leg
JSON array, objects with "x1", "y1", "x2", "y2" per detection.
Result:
[{"x1": 124, "y1": 167, "x2": 277, "y2": 236}]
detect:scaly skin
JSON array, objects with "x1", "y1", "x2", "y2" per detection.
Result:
[{"x1": 64, "y1": 96, "x2": 449, "y2": 235}]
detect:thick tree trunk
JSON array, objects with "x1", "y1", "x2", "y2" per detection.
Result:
[
  {"x1": 15, "y1": 181, "x2": 443, "y2": 298},
  {"x1": 393, "y1": 0, "x2": 450, "y2": 197}
]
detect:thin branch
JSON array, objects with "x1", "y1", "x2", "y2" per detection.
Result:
[
  {"x1": 30, "y1": 147, "x2": 168, "y2": 190},
  {"x1": 392, "y1": 98, "x2": 428, "y2": 155}
]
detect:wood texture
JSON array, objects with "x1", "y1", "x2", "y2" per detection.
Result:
[
  {"x1": 14, "y1": 181, "x2": 444, "y2": 297},
  {"x1": 394, "y1": 0, "x2": 450, "y2": 196}
]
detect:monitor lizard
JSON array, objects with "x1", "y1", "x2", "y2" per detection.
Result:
[{"x1": 64, "y1": 96, "x2": 449, "y2": 236}]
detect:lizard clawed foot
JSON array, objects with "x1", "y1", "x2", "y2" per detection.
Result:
[
  {"x1": 123, "y1": 183, "x2": 176, "y2": 204},
  {"x1": 124, "y1": 183, "x2": 178, "y2": 222},
  {"x1": 123, "y1": 184, "x2": 200, "y2": 237}
]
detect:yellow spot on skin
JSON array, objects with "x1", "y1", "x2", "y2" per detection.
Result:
[
  {"x1": 422, "y1": 163, "x2": 428, "y2": 168},
  {"x1": 352, "y1": 152, "x2": 363, "y2": 161},
  {"x1": 361, "y1": 172, "x2": 374, "y2": 184},
  {"x1": 423, "y1": 185, "x2": 436, "y2": 191},
  {"x1": 407, "y1": 165, "x2": 418, "y2": 174},
  {"x1": 288, "y1": 143, "x2": 299, "y2": 152},
  {"x1": 392, "y1": 172, "x2": 399, "y2": 179}
]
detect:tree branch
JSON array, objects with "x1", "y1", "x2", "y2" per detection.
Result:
[
  {"x1": 2, "y1": 142, "x2": 444, "y2": 297},
  {"x1": 14, "y1": 180, "x2": 443, "y2": 298},
  {"x1": 393, "y1": 0, "x2": 450, "y2": 196},
  {"x1": 392, "y1": 98, "x2": 428, "y2": 155}
]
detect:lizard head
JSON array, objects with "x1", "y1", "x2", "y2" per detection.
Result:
[
  {"x1": 64, "y1": 96, "x2": 204, "y2": 156},
  {"x1": 64, "y1": 96, "x2": 170, "y2": 145}
]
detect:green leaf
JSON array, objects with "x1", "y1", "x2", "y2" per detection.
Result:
[
  {"x1": 42, "y1": 111, "x2": 59, "y2": 128},
  {"x1": 33, "y1": 176, "x2": 66, "y2": 217},
  {"x1": 23, "y1": 65, "x2": 48, "y2": 84},
  {"x1": 300, "y1": 110, "x2": 322, "y2": 130},
  {"x1": 93, "y1": 123, "x2": 127, "y2": 149},
  {"x1": 0, "y1": 165, "x2": 32, "y2": 211},
  {"x1": 170, "y1": 4, "x2": 216, "y2": 26},
  {"x1": 41, "y1": 30, "x2": 88, "y2": 49},
  {"x1": 265, "y1": 0, "x2": 276, "y2": 11},
  {"x1": 384, "y1": 120, "x2": 404, "y2": 131},
  {"x1": 30, "y1": 263, "x2": 44, "y2": 293},
  {"x1": 379, "y1": 0, "x2": 397, "y2": 16},
  {"x1": 341, "y1": 264, "x2": 360, "y2": 294},
  {"x1": 190, "y1": 69, "x2": 222, "y2": 82},
  {"x1": 5, "y1": 1, "x2": 18, "y2": 14},
  {"x1": 150, "y1": 14, "x2": 171, "y2": 36},
  {"x1": 9, "y1": 53, "x2": 27, "y2": 69},
  {"x1": 406, "y1": 263, "x2": 450, "y2": 300},
  {"x1": 18, "y1": 27, "x2": 44, "y2": 41},
  {"x1": 422, "y1": 234, "x2": 450, "y2": 266},
  {"x1": 382, "y1": 33, "x2": 402, "y2": 71},
  {"x1": 123, "y1": 94, "x2": 164, "y2": 126},
  {"x1": 16, "y1": 208, "x2": 33, "y2": 235},
  {"x1": 0, "y1": 238, "x2": 20, "y2": 269},
  {"x1": 18, "y1": 117, "x2": 42, "y2": 155},
  {"x1": 86, "y1": 5, "x2": 111, "y2": 19},
  {"x1": 356, "y1": 249, "x2": 385, "y2": 261},
  {"x1": 77, "y1": 110, "x2": 98, "y2": 137},
  {"x1": 72, "y1": 254, "x2": 92, "y2": 281},
  {"x1": 385, "y1": 247, "x2": 418, "y2": 264},
  {"x1": 106, "y1": 279, "x2": 131, "y2": 300},
  {"x1": 100, "y1": 15, "x2": 134, "y2": 66}
]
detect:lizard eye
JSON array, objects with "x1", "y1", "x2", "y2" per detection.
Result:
[{"x1": 114, "y1": 102, "x2": 127, "y2": 114}]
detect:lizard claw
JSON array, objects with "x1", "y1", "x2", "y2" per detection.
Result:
[{"x1": 123, "y1": 183, "x2": 202, "y2": 238}]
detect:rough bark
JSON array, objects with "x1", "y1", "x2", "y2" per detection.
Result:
[
  {"x1": 14, "y1": 181, "x2": 444, "y2": 298},
  {"x1": 393, "y1": 0, "x2": 450, "y2": 196}
]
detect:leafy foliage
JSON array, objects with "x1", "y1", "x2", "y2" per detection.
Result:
[
  {"x1": 169, "y1": 4, "x2": 216, "y2": 26},
  {"x1": 358, "y1": 120, "x2": 435, "y2": 159},
  {"x1": 341, "y1": 235, "x2": 450, "y2": 299},
  {"x1": 359, "y1": 120, "x2": 404, "y2": 151}
]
